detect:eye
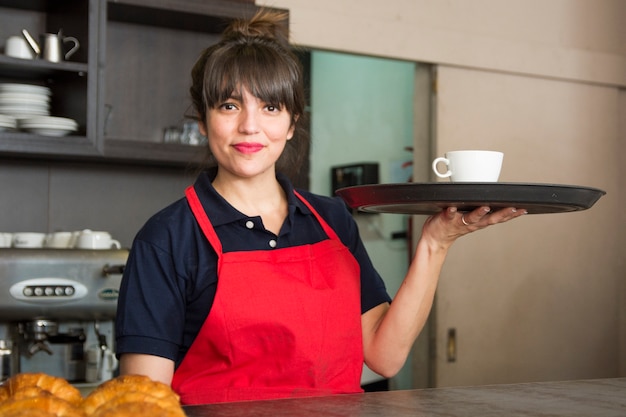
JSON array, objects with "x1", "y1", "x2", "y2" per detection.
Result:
[
  {"x1": 219, "y1": 102, "x2": 238, "y2": 111},
  {"x1": 265, "y1": 104, "x2": 282, "y2": 112}
]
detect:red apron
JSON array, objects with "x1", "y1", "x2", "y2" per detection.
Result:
[{"x1": 171, "y1": 185, "x2": 364, "y2": 404}]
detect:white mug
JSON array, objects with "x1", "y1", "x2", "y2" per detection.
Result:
[
  {"x1": 12, "y1": 232, "x2": 46, "y2": 248},
  {"x1": 432, "y1": 150, "x2": 504, "y2": 182},
  {"x1": 45, "y1": 231, "x2": 73, "y2": 248},
  {"x1": 4, "y1": 36, "x2": 34, "y2": 59},
  {"x1": 75, "y1": 229, "x2": 121, "y2": 250},
  {"x1": 0, "y1": 233, "x2": 13, "y2": 248}
]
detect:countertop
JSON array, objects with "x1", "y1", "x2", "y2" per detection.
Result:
[{"x1": 183, "y1": 377, "x2": 626, "y2": 417}]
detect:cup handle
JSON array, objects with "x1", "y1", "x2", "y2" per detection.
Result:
[
  {"x1": 110, "y1": 240, "x2": 121, "y2": 249},
  {"x1": 432, "y1": 157, "x2": 452, "y2": 178},
  {"x1": 106, "y1": 349, "x2": 119, "y2": 373},
  {"x1": 63, "y1": 36, "x2": 80, "y2": 60}
]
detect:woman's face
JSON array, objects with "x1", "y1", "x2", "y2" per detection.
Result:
[{"x1": 200, "y1": 86, "x2": 295, "y2": 180}]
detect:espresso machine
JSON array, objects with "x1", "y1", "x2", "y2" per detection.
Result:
[{"x1": 0, "y1": 248, "x2": 127, "y2": 389}]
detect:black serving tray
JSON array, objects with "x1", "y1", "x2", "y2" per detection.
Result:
[{"x1": 335, "y1": 183, "x2": 606, "y2": 215}]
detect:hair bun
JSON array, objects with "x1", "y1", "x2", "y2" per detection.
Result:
[{"x1": 223, "y1": 9, "x2": 290, "y2": 47}]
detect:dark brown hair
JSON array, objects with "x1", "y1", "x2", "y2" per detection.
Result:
[{"x1": 189, "y1": 9, "x2": 308, "y2": 180}]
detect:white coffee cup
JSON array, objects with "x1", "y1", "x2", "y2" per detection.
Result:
[
  {"x1": 4, "y1": 36, "x2": 35, "y2": 60},
  {"x1": 68, "y1": 231, "x2": 81, "y2": 248},
  {"x1": 45, "y1": 231, "x2": 73, "y2": 249},
  {"x1": 75, "y1": 229, "x2": 121, "y2": 250},
  {"x1": 0, "y1": 233, "x2": 13, "y2": 248},
  {"x1": 13, "y1": 232, "x2": 46, "y2": 248},
  {"x1": 432, "y1": 150, "x2": 504, "y2": 182}
]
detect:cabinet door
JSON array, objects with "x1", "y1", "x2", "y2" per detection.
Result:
[
  {"x1": 99, "y1": 0, "x2": 263, "y2": 166},
  {"x1": 0, "y1": 0, "x2": 99, "y2": 158},
  {"x1": 429, "y1": 65, "x2": 620, "y2": 388}
]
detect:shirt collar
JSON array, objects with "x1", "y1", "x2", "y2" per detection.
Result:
[{"x1": 192, "y1": 168, "x2": 312, "y2": 228}]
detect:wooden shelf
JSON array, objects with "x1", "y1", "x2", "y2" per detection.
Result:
[
  {"x1": 103, "y1": 138, "x2": 206, "y2": 167},
  {"x1": 0, "y1": 56, "x2": 88, "y2": 79},
  {"x1": 0, "y1": 131, "x2": 97, "y2": 157},
  {"x1": 0, "y1": 0, "x2": 280, "y2": 167}
]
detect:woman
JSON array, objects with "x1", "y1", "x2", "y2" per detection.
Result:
[{"x1": 115, "y1": 10, "x2": 525, "y2": 405}]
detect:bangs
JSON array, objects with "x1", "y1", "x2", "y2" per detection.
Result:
[{"x1": 202, "y1": 42, "x2": 301, "y2": 115}]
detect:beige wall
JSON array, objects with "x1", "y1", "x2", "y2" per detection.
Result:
[
  {"x1": 617, "y1": 89, "x2": 626, "y2": 375},
  {"x1": 259, "y1": 0, "x2": 626, "y2": 87},
  {"x1": 258, "y1": 0, "x2": 626, "y2": 383},
  {"x1": 433, "y1": 66, "x2": 621, "y2": 385}
]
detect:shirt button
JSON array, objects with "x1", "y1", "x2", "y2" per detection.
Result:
[
  {"x1": 268, "y1": 239, "x2": 277, "y2": 248},
  {"x1": 245, "y1": 220, "x2": 254, "y2": 229}
]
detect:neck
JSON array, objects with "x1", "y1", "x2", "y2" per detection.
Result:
[{"x1": 212, "y1": 169, "x2": 287, "y2": 218}]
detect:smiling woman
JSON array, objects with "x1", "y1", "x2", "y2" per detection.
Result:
[
  {"x1": 114, "y1": 8, "x2": 525, "y2": 406},
  {"x1": 188, "y1": 10, "x2": 308, "y2": 182},
  {"x1": 200, "y1": 86, "x2": 295, "y2": 185}
]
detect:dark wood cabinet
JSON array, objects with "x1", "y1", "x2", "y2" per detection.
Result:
[{"x1": 0, "y1": 0, "x2": 274, "y2": 166}]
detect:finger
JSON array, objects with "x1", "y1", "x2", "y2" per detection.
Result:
[
  {"x1": 484, "y1": 207, "x2": 527, "y2": 225},
  {"x1": 445, "y1": 206, "x2": 458, "y2": 220},
  {"x1": 460, "y1": 206, "x2": 491, "y2": 226}
]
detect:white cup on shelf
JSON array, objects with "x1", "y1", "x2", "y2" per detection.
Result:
[
  {"x1": 4, "y1": 36, "x2": 34, "y2": 59},
  {"x1": 75, "y1": 229, "x2": 121, "y2": 250},
  {"x1": 0, "y1": 233, "x2": 13, "y2": 248},
  {"x1": 12, "y1": 232, "x2": 46, "y2": 248},
  {"x1": 44, "y1": 231, "x2": 74, "y2": 248}
]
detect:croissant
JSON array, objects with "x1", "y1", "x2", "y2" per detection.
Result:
[
  {"x1": 4, "y1": 372, "x2": 83, "y2": 405},
  {"x1": 0, "y1": 385, "x2": 9, "y2": 402},
  {"x1": 0, "y1": 395, "x2": 86, "y2": 417},
  {"x1": 91, "y1": 399, "x2": 185, "y2": 417},
  {"x1": 82, "y1": 375, "x2": 184, "y2": 417},
  {"x1": 10, "y1": 385, "x2": 48, "y2": 400},
  {"x1": 0, "y1": 409, "x2": 57, "y2": 417},
  {"x1": 1, "y1": 373, "x2": 185, "y2": 417}
]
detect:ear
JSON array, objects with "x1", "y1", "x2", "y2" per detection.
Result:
[
  {"x1": 286, "y1": 124, "x2": 296, "y2": 140},
  {"x1": 198, "y1": 120, "x2": 208, "y2": 137},
  {"x1": 287, "y1": 115, "x2": 299, "y2": 140}
]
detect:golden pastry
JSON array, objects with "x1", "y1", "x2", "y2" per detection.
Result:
[
  {"x1": 4, "y1": 372, "x2": 83, "y2": 405},
  {"x1": 91, "y1": 400, "x2": 185, "y2": 417},
  {"x1": 82, "y1": 374, "x2": 184, "y2": 417},
  {"x1": 0, "y1": 395, "x2": 86, "y2": 417},
  {"x1": 0, "y1": 409, "x2": 57, "y2": 417},
  {"x1": 0, "y1": 384, "x2": 9, "y2": 402}
]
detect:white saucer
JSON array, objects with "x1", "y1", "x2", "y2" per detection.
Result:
[
  {"x1": 0, "y1": 103, "x2": 49, "y2": 111},
  {"x1": 22, "y1": 126, "x2": 76, "y2": 136},
  {"x1": 19, "y1": 116, "x2": 77, "y2": 128},
  {"x1": 0, "y1": 114, "x2": 16, "y2": 125},
  {"x1": 0, "y1": 83, "x2": 51, "y2": 96},
  {"x1": 0, "y1": 96, "x2": 51, "y2": 106},
  {"x1": 0, "y1": 109, "x2": 49, "y2": 117}
]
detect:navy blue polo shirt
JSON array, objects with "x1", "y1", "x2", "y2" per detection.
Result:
[{"x1": 115, "y1": 169, "x2": 391, "y2": 366}]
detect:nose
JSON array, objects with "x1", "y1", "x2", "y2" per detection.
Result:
[{"x1": 238, "y1": 109, "x2": 260, "y2": 134}]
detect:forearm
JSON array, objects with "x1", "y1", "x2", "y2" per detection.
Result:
[
  {"x1": 362, "y1": 206, "x2": 525, "y2": 377},
  {"x1": 363, "y1": 236, "x2": 448, "y2": 377},
  {"x1": 119, "y1": 353, "x2": 175, "y2": 386}
]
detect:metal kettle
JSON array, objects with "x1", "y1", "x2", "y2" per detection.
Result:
[{"x1": 22, "y1": 29, "x2": 80, "y2": 63}]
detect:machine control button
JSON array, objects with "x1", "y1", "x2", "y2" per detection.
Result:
[
  {"x1": 21, "y1": 285, "x2": 77, "y2": 297},
  {"x1": 9, "y1": 278, "x2": 88, "y2": 302}
]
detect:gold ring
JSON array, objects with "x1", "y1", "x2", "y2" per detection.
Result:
[{"x1": 461, "y1": 215, "x2": 470, "y2": 226}]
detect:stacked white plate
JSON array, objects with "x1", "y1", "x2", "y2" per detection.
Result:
[
  {"x1": 0, "y1": 114, "x2": 17, "y2": 132},
  {"x1": 0, "y1": 83, "x2": 51, "y2": 118},
  {"x1": 18, "y1": 116, "x2": 78, "y2": 137}
]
